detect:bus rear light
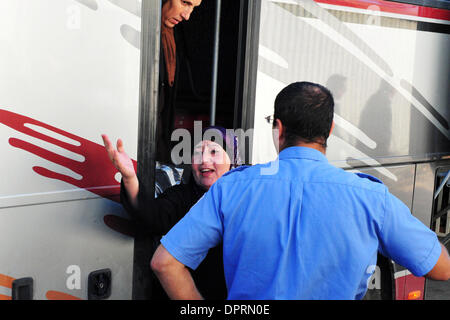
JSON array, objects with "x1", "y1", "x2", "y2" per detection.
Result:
[{"x1": 407, "y1": 290, "x2": 421, "y2": 300}]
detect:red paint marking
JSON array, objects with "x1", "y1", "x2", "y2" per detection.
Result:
[
  {"x1": 0, "y1": 109, "x2": 137, "y2": 202},
  {"x1": 46, "y1": 290, "x2": 82, "y2": 300},
  {"x1": 395, "y1": 275, "x2": 406, "y2": 300},
  {"x1": 0, "y1": 274, "x2": 15, "y2": 289},
  {"x1": 0, "y1": 274, "x2": 14, "y2": 300},
  {"x1": 314, "y1": 0, "x2": 450, "y2": 21},
  {"x1": 0, "y1": 108, "x2": 137, "y2": 236}
]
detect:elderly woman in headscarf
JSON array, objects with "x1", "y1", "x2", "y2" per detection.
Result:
[{"x1": 102, "y1": 126, "x2": 241, "y2": 300}]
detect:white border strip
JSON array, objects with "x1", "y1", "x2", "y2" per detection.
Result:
[
  {"x1": 0, "y1": 286, "x2": 12, "y2": 298},
  {"x1": 394, "y1": 269, "x2": 412, "y2": 279}
]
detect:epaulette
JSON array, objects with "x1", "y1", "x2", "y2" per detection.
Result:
[
  {"x1": 355, "y1": 172, "x2": 384, "y2": 184},
  {"x1": 222, "y1": 165, "x2": 251, "y2": 177}
]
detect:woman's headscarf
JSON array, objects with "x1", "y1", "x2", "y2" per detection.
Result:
[{"x1": 201, "y1": 126, "x2": 242, "y2": 169}]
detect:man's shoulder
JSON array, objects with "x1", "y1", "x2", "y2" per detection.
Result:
[
  {"x1": 216, "y1": 164, "x2": 274, "y2": 188},
  {"x1": 222, "y1": 165, "x2": 252, "y2": 176},
  {"x1": 334, "y1": 169, "x2": 387, "y2": 194},
  {"x1": 219, "y1": 162, "x2": 387, "y2": 193},
  {"x1": 220, "y1": 165, "x2": 253, "y2": 181},
  {"x1": 309, "y1": 161, "x2": 387, "y2": 193},
  {"x1": 221, "y1": 162, "x2": 280, "y2": 179}
]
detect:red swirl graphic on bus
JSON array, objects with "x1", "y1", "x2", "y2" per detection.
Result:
[{"x1": 0, "y1": 109, "x2": 136, "y2": 237}]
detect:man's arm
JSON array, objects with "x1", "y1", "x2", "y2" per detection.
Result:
[
  {"x1": 379, "y1": 191, "x2": 448, "y2": 278},
  {"x1": 151, "y1": 244, "x2": 204, "y2": 300},
  {"x1": 425, "y1": 243, "x2": 450, "y2": 281}
]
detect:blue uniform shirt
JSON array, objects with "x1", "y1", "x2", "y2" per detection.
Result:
[{"x1": 161, "y1": 147, "x2": 441, "y2": 299}]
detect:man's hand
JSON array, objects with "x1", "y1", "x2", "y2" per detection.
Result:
[{"x1": 151, "y1": 244, "x2": 203, "y2": 300}]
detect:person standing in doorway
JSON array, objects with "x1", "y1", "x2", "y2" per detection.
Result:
[{"x1": 157, "y1": 0, "x2": 203, "y2": 163}]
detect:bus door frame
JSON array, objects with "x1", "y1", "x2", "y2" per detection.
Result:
[{"x1": 133, "y1": 0, "x2": 161, "y2": 300}]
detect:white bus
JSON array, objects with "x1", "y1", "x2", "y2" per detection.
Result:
[{"x1": 0, "y1": 0, "x2": 449, "y2": 300}]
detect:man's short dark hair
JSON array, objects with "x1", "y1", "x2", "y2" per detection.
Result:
[{"x1": 274, "y1": 81, "x2": 334, "y2": 148}]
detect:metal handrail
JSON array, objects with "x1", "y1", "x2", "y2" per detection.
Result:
[
  {"x1": 210, "y1": 0, "x2": 221, "y2": 126},
  {"x1": 434, "y1": 170, "x2": 450, "y2": 200}
]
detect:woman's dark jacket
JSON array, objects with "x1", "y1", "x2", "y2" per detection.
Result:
[{"x1": 120, "y1": 176, "x2": 227, "y2": 300}]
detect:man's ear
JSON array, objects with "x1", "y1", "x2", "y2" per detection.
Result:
[
  {"x1": 273, "y1": 119, "x2": 285, "y2": 152},
  {"x1": 329, "y1": 121, "x2": 335, "y2": 136},
  {"x1": 276, "y1": 119, "x2": 285, "y2": 140}
]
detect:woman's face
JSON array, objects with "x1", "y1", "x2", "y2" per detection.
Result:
[
  {"x1": 191, "y1": 140, "x2": 231, "y2": 190},
  {"x1": 161, "y1": 0, "x2": 202, "y2": 28}
]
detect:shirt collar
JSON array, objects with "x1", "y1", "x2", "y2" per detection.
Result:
[{"x1": 278, "y1": 146, "x2": 328, "y2": 162}]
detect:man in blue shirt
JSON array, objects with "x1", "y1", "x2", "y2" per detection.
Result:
[{"x1": 151, "y1": 82, "x2": 450, "y2": 299}]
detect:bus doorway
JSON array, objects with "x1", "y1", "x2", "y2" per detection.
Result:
[
  {"x1": 133, "y1": 0, "x2": 255, "y2": 300},
  {"x1": 172, "y1": 0, "x2": 242, "y2": 131}
]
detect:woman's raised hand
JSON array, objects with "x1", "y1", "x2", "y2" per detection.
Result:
[{"x1": 101, "y1": 134, "x2": 136, "y2": 181}]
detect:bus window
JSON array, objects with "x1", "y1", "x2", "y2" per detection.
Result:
[{"x1": 386, "y1": 0, "x2": 450, "y2": 10}]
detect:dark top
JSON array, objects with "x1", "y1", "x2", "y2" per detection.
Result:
[
  {"x1": 120, "y1": 176, "x2": 227, "y2": 300},
  {"x1": 156, "y1": 27, "x2": 183, "y2": 163}
]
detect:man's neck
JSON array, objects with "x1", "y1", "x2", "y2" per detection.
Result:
[{"x1": 280, "y1": 142, "x2": 326, "y2": 155}]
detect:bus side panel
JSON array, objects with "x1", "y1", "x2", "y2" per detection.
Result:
[
  {"x1": 0, "y1": 199, "x2": 133, "y2": 300},
  {"x1": 252, "y1": 0, "x2": 450, "y2": 175}
]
